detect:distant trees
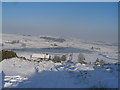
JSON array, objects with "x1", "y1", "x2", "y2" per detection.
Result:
[
  {"x1": 53, "y1": 43, "x2": 58, "y2": 46},
  {"x1": 51, "y1": 43, "x2": 58, "y2": 46},
  {"x1": 52, "y1": 56, "x2": 61, "y2": 63},
  {"x1": 99, "y1": 60, "x2": 105, "y2": 66},
  {"x1": 52, "y1": 55, "x2": 67, "y2": 63},
  {"x1": 91, "y1": 46, "x2": 100, "y2": 50},
  {"x1": 94, "y1": 58, "x2": 105, "y2": 66},
  {"x1": 94, "y1": 58, "x2": 100, "y2": 66},
  {"x1": 12, "y1": 40, "x2": 19, "y2": 44},
  {"x1": 91, "y1": 47, "x2": 94, "y2": 50},
  {"x1": 40, "y1": 37, "x2": 65, "y2": 43}
]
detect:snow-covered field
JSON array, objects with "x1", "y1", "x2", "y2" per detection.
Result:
[
  {"x1": 2, "y1": 33, "x2": 118, "y2": 53},
  {"x1": 1, "y1": 58, "x2": 118, "y2": 88},
  {"x1": 1, "y1": 33, "x2": 119, "y2": 88}
]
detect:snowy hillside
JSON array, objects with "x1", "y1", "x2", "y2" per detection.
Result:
[
  {"x1": 2, "y1": 33, "x2": 117, "y2": 53},
  {"x1": 1, "y1": 57, "x2": 118, "y2": 88},
  {"x1": 1, "y1": 33, "x2": 119, "y2": 88}
]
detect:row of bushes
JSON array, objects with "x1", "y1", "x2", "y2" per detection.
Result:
[
  {"x1": 0, "y1": 50, "x2": 106, "y2": 67},
  {"x1": 94, "y1": 58, "x2": 105, "y2": 66},
  {"x1": 0, "y1": 50, "x2": 67, "y2": 63},
  {"x1": 52, "y1": 55, "x2": 66, "y2": 63},
  {"x1": 52, "y1": 53, "x2": 87, "y2": 64}
]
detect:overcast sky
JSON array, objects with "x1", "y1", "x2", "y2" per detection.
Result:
[{"x1": 2, "y1": 2, "x2": 118, "y2": 42}]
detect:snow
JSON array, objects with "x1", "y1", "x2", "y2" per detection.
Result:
[
  {"x1": 14, "y1": 65, "x2": 118, "y2": 88},
  {"x1": 2, "y1": 33, "x2": 117, "y2": 54},
  {"x1": 4, "y1": 75, "x2": 28, "y2": 87},
  {"x1": 1, "y1": 33, "x2": 119, "y2": 88},
  {"x1": 84, "y1": 52, "x2": 118, "y2": 64},
  {"x1": 1, "y1": 57, "x2": 118, "y2": 88},
  {"x1": 2, "y1": 58, "x2": 36, "y2": 77},
  {"x1": 4, "y1": 82, "x2": 13, "y2": 87},
  {"x1": 31, "y1": 53, "x2": 50, "y2": 59}
]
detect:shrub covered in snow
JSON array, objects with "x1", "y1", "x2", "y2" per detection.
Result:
[
  {"x1": 52, "y1": 55, "x2": 67, "y2": 63},
  {"x1": 94, "y1": 58, "x2": 105, "y2": 66},
  {"x1": 61, "y1": 55, "x2": 66, "y2": 61},
  {"x1": 99, "y1": 60, "x2": 105, "y2": 66},
  {"x1": 0, "y1": 50, "x2": 17, "y2": 61},
  {"x1": 77, "y1": 53, "x2": 87, "y2": 64},
  {"x1": 11, "y1": 40, "x2": 19, "y2": 44},
  {"x1": 52, "y1": 56, "x2": 62, "y2": 63}
]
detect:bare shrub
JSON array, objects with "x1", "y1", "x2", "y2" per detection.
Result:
[
  {"x1": 78, "y1": 53, "x2": 86, "y2": 64},
  {"x1": 52, "y1": 56, "x2": 61, "y2": 63},
  {"x1": 94, "y1": 58, "x2": 105, "y2": 66}
]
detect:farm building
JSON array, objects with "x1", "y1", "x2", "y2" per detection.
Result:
[{"x1": 30, "y1": 53, "x2": 50, "y2": 60}]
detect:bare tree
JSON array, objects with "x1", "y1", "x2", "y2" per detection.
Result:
[
  {"x1": 78, "y1": 53, "x2": 85, "y2": 63},
  {"x1": 99, "y1": 59, "x2": 105, "y2": 66},
  {"x1": 53, "y1": 56, "x2": 61, "y2": 63},
  {"x1": 61, "y1": 55, "x2": 66, "y2": 61}
]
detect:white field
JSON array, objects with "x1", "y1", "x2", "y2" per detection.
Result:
[
  {"x1": 1, "y1": 58, "x2": 118, "y2": 88},
  {"x1": 2, "y1": 33, "x2": 117, "y2": 53},
  {"x1": 1, "y1": 33, "x2": 119, "y2": 88}
]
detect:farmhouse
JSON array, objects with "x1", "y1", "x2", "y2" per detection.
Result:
[{"x1": 30, "y1": 53, "x2": 50, "y2": 60}]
